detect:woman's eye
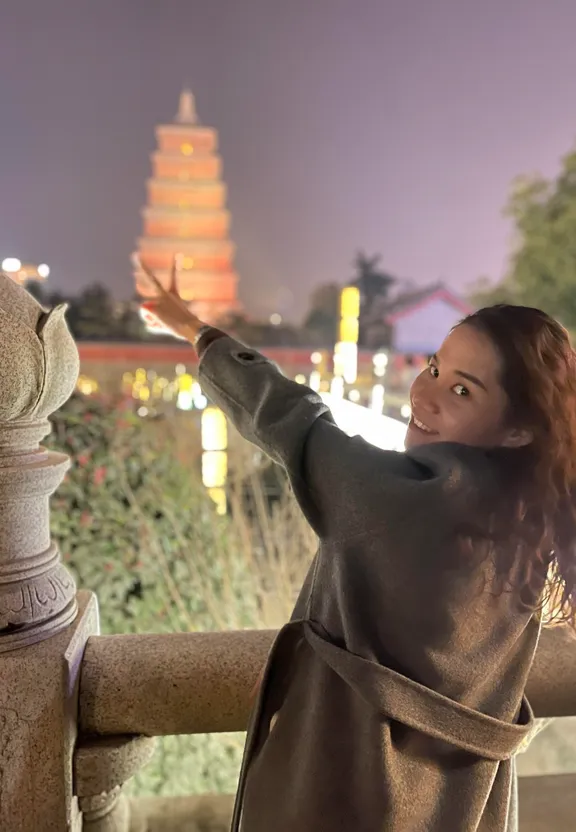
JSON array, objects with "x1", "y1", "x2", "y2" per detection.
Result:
[
  {"x1": 428, "y1": 364, "x2": 439, "y2": 378},
  {"x1": 452, "y1": 383, "x2": 470, "y2": 397}
]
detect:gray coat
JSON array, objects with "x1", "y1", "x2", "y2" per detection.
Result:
[{"x1": 198, "y1": 334, "x2": 538, "y2": 832}]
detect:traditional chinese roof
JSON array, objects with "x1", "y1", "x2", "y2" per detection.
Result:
[{"x1": 372, "y1": 282, "x2": 472, "y2": 324}]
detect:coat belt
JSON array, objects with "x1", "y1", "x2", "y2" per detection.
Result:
[{"x1": 303, "y1": 620, "x2": 534, "y2": 761}]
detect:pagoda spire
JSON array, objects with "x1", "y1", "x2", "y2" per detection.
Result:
[{"x1": 176, "y1": 88, "x2": 197, "y2": 124}]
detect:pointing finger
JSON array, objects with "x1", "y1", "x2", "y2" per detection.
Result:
[
  {"x1": 134, "y1": 255, "x2": 167, "y2": 298},
  {"x1": 169, "y1": 255, "x2": 179, "y2": 295}
]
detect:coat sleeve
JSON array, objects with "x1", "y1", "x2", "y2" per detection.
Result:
[{"x1": 197, "y1": 334, "x2": 433, "y2": 537}]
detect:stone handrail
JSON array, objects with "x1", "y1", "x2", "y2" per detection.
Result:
[
  {"x1": 78, "y1": 624, "x2": 576, "y2": 740},
  {"x1": 80, "y1": 626, "x2": 274, "y2": 737}
]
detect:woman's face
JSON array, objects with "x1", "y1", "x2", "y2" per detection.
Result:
[{"x1": 405, "y1": 323, "x2": 529, "y2": 450}]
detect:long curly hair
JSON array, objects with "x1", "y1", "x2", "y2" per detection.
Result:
[{"x1": 461, "y1": 305, "x2": 576, "y2": 627}]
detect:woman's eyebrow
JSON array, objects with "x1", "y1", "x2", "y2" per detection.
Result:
[{"x1": 433, "y1": 353, "x2": 488, "y2": 392}]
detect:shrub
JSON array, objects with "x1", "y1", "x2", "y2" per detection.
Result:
[{"x1": 48, "y1": 394, "x2": 314, "y2": 795}]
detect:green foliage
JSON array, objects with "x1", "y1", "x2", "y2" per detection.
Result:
[
  {"x1": 471, "y1": 152, "x2": 576, "y2": 331},
  {"x1": 48, "y1": 394, "x2": 314, "y2": 795},
  {"x1": 48, "y1": 395, "x2": 248, "y2": 793}
]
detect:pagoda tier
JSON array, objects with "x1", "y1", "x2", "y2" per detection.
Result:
[
  {"x1": 146, "y1": 179, "x2": 226, "y2": 210},
  {"x1": 141, "y1": 207, "x2": 231, "y2": 239},
  {"x1": 152, "y1": 152, "x2": 222, "y2": 181},
  {"x1": 133, "y1": 90, "x2": 240, "y2": 326}
]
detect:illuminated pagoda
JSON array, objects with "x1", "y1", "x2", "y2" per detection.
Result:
[{"x1": 134, "y1": 90, "x2": 240, "y2": 328}]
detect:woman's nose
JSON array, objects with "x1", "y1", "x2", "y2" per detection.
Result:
[{"x1": 411, "y1": 388, "x2": 440, "y2": 415}]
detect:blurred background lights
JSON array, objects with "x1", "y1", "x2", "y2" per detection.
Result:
[
  {"x1": 2, "y1": 258, "x2": 21, "y2": 272},
  {"x1": 330, "y1": 375, "x2": 344, "y2": 399},
  {"x1": 373, "y1": 352, "x2": 389, "y2": 378},
  {"x1": 309, "y1": 370, "x2": 321, "y2": 391},
  {"x1": 370, "y1": 383, "x2": 385, "y2": 413}
]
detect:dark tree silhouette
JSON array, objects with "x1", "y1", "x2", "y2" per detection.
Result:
[
  {"x1": 24, "y1": 281, "x2": 147, "y2": 341},
  {"x1": 351, "y1": 251, "x2": 395, "y2": 308},
  {"x1": 351, "y1": 251, "x2": 396, "y2": 346},
  {"x1": 302, "y1": 283, "x2": 340, "y2": 346}
]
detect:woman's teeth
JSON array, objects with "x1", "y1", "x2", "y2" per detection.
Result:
[{"x1": 413, "y1": 416, "x2": 433, "y2": 433}]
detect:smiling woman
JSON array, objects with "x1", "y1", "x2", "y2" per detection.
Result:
[
  {"x1": 407, "y1": 314, "x2": 533, "y2": 450},
  {"x1": 409, "y1": 304, "x2": 576, "y2": 623},
  {"x1": 141, "y1": 267, "x2": 576, "y2": 832}
]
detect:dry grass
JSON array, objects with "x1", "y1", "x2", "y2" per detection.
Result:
[
  {"x1": 143, "y1": 417, "x2": 316, "y2": 633},
  {"x1": 125, "y1": 424, "x2": 317, "y2": 796}
]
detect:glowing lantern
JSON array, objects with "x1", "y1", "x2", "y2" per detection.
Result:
[
  {"x1": 201, "y1": 406, "x2": 227, "y2": 452},
  {"x1": 201, "y1": 406, "x2": 228, "y2": 514},
  {"x1": 334, "y1": 285, "x2": 360, "y2": 384}
]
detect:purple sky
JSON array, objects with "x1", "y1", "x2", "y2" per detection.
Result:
[{"x1": 1, "y1": 0, "x2": 576, "y2": 320}]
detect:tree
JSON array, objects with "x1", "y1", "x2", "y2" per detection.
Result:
[
  {"x1": 24, "y1": 281, "x2": 147, "y2": 341},
  {"x1": 302, "y1": 283, "x2": 340, "y2": 346},
  {"x1": 351, "y1": 251, "x2": 395, "y2": 309},
  {"x1": 351, "y1": 251, "x2": 395, "y2": 346},
  {"x1": 301, "y1": 253, "x2": 397, "y2": 347},
  {"x1": 113, "y1": 298, "x2": 149, "y2": 341},
  {"x1": 68, "y1": 284, "x2": 119, "y2": 339},
  {"x1": 471, "y1": 150, "x2": 576, "y2": 331}
]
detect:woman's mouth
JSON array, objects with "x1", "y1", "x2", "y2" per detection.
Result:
[{"x1": 409, "y1": 415, "x2": 438, "y2": 435}]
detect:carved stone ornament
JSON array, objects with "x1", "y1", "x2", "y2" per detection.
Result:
[{"x1": 0, "y1": 273, "x2": 80, "y2": 651}]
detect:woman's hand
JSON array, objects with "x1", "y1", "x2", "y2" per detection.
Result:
[{"x1": 136, "y1": 255, "x2": 206, "y2": 343}]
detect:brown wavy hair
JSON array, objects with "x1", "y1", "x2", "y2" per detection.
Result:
[{"x1": 460, "y1": 305, "x2": 576, "y2": 627}]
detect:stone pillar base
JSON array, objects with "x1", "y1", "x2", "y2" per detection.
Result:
[{"x1": 0, "y1": 591, "x2": 98, "y2": 831}]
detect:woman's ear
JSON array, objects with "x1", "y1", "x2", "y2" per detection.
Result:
[{"x1": 502, "y1": 427, "x2": 533, "y2": 448}]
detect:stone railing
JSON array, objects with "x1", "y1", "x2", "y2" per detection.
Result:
[{"x1": 1, "y1": 276, "x2": 575, "y2": 831}]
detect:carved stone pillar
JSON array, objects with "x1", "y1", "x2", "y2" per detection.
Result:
[{"x1": 0, "y1": 274, "x2": 99, "y2": 830}]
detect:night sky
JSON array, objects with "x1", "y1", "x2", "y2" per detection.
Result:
[{"x1": 2, "y1": 0, "x2": 576, "y2": 320}]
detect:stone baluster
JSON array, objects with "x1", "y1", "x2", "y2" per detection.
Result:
[
  {"x1": 0, "y1": 274, "x2": 99, "y2": 830},
  {"x1": 74, "y1": 736, "x2": 156, "y2": 832}
]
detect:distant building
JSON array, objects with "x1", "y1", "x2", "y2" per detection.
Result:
[
  {"x1": 364, "y1": 282, "x2": 472, "y2": 355},
  {"x1": 134, "y1": 90, "x2": 240, "y2": 325}
]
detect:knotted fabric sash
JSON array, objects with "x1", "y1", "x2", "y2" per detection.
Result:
[
  {"x1": 231, "y1": 619, "x2": 534, "y2": 830},
  {"x1": 303, "y1": 620, "x2": 534, "y2": 761}
]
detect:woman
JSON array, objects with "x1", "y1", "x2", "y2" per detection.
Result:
[{"x1": 141, "y1": 262, "x2": 576, "y2": 832}]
